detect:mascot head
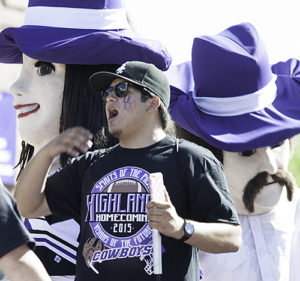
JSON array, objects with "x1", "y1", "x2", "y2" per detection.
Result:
[
  {"x1": 0, "y1": 0, "x2": 171, "y2": 171},
  {"x1": 168, "y1": 22, "x2": 300, "y2": 214}
]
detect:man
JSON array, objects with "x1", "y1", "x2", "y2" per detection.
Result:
[
  {"x1": 14, "y1": 61, "x2": 241, "y2": 281},
  {"x1": 0, "y1": 0, "x2": 171, "y2": 279},
  {"x1": 0, "y1": 177, "x2": 51, "y2": 281},
  {"x1": 168, "y1": 22, "x2": 300, "y2": 280}
]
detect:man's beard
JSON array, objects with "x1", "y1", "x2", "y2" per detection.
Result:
[
  {"x1": 242, "y1": 169, "x2": 295, "y2": 213},
  {"x1": 108, "y1": 127, "x2": 121, "y2": 139}
]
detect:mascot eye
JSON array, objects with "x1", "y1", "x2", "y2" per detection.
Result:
[
  {"x1": 35, "y1": 61, "x2": 55, "y2": 76},
  {"x1": 239, "y1": 149, "x2": 256, "y2": 157},
  {"x1": 271, "y1": 141, "x2": 284, "y2": 149}
]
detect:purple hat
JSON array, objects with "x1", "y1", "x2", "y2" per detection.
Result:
[
  {"x1": 0, "y1": 0, "x2": 171, "y2": 70},
  {"x1": 169, "y1": 22, "x2": 300, "y2": 152},
  {"x1": 272, "y1": 58, "x2": 300, "y2": 119}
]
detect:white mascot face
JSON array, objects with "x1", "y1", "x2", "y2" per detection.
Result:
[
  {"x1": 9, "y1": 54, "x2": 65, "y2": 152},
  {"x1": 223, "y1": 139, "x2": 291, "y2": 215}
]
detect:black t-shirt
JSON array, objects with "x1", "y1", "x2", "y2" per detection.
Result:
[
  {"x1": 0, "y1": 184, "x2": 35, "y2": 259},
  {"x1": 45, "y1": 135, "x2": 239, "y2": 281}
]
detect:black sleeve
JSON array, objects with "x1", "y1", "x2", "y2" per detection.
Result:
[
  {"x1": 45, "y1": 165, "x2": 81, "y2": 220},
  {"x1": 0, "y1": 185, "x2": 35, "y2": 258},
  {"x1": 180, "y1": 142, "x2": 240, "y2": 225},
  {"x1": 45, "y1": 152, "x2": 96, "y2": 220}
]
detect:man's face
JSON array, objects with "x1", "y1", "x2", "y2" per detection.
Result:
[
  {"x1": 105, "y1": 78, "x2": 151, "y2": 141},
  {"x1": 9, "y1": 54, "x2": 65, "y2": 150},
  {"x1": 223, "y1": 140, "x2": 292, "y2": 214}
]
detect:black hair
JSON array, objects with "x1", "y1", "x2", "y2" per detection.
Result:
[
  {"x1": 16, "y1": 63, "x2": 120, "y2": 177},
  {"x1": 140, "y1": 90, "x2": 176, "y2": 136}
]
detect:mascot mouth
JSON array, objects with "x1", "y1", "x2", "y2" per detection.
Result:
[
  {"x1": 242, "y1": 170, "x2": 295, "y2": 212},
  {"x1": 14, "y1": 103, "x2": 40, "y2": 118}
]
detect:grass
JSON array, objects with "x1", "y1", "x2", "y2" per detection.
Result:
[{"x1": 288, "y1": 135, "x2": 300, "y2": 188}]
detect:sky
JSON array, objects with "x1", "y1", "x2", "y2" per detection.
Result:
[{"x1": 126, "y1": 0, "x2": 300, "y2": 65}]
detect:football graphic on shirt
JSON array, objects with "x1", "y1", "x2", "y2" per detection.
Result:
[
  {"x1": 82, "y1": 237, "x2": 104, "y2": 267},
  {"x1": 89, "y1": 167, "x2": 152, "y2": 250},
  {"x1": 103, "y1": 179, "x2": 147, "y2": 193}
]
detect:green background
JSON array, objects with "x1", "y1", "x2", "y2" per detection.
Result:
[{"x1": 288, "y1": 135, "x2": 300, "y2": 188}]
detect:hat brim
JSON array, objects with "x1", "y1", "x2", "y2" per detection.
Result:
[
  {"x1": 168, "y1": 61, "x2": 300, "y2": 152},
  {"x1": 0, "y1": 26, "x2": 171, "y2": 70},
  {"x1": 89, "y1": 71, "x2": 148, "y2": 96}
]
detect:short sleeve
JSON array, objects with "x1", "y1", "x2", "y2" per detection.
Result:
[
  {"x1": 193, "y1": 163, "x2": 239, "y2": 224},
  {"x1": 0, "y1": 185, "x2": 35, "y2": 258},
  {"x1": 179, "y1": 141, "x2": 240, "y2": 225},
  {"x1": 45, "y1": 152, "x2": 97, "y2": 220},
  {"x1": 45, "y1": 161, "x2": 82, "y2": 220}
]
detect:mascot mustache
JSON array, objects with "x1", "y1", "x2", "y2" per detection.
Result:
[{"x1": 242, "y1": 169, "x2": 295, "y2": 213}]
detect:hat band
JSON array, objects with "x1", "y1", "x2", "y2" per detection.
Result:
[
  {"x1": 192, "y1": 76, "x2": 277, "y2": 116},
  {"x1": 24, "y1": 6, "x2": 130, "y2": 30}
]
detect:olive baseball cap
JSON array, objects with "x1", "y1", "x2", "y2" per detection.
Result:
[{"x1": 89, "y1": 61, "x2": 170, "y2": 107}]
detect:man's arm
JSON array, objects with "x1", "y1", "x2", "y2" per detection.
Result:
[
  {"x1": 0, "y1": 244, "x2": 51, "y2": 281},
  {"x1": 147, "y1": 189, "x2": 242, "y2": 253},
  {"x1": 14, "y1": 127, "x2": 93, "y2": 218}
]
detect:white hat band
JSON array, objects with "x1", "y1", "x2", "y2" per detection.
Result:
[
  {"x1": 24, "y1": 6, "x2": 130, "y2": 30},
  {"x1": 192, "y1": 76, "x2": 277, "y2": 117}
]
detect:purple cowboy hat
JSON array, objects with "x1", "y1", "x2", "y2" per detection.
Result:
[
  {"x1": 0, "y1": 0, "x2": 171, "y2": 70},
  {"x1": 168, "y1": 22, "x2": 300, "y2": 152},
  {"x1": 272, "y1": 58, "x2": 300, "y2": 119}
]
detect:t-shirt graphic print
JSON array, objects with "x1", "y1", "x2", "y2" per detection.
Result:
[{"x1": 83, "y1": 166, "x2": 154, "y2": 275}]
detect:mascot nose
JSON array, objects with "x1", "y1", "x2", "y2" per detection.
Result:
[
  {"x1": 9, "y1": 79, "x2": 26, "y2": 98},
  {"x1": 258, "y1": 148, "x2": 278, "y2": 175}
]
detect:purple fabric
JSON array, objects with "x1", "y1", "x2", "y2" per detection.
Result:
[
  {"x1": 0, "y1": 27, "x2": 171, "y2": 70},
  {"x1": 0, "y1": 92, "x2": 17, "y2": 185},
  {"x1": 24, "y1": 219, "x2": 32, "y2": 230},
  {"x1": 35, "y1": 238, "x2": 76, "y2": 259},
  {"x1": 28, "y1": 0, "x2": 124, "y2": 9},
  {"x1": 272, "y1": 58, "x2": 300, "y2": 119},
  {"x1": 192, "y1": 23, "x2": 272, "y2": 98},
  {"x1": 170, "y1": 84, "x2": 300, "y2": 151},
  {"x1": 165, "y1": 61, "x2": 194, "y2": 95},
  {"x1": 168, "y1": 23, "x2": 300, "y2": 152},
  {"x1": 0, "y1": 0, "x2": 172, "y2": 70}
]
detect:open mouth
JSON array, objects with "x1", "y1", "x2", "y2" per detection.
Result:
[
  {"x1": 14, "y1": 103, "x2": 40, "y2": 118},
  {"x1": 108, "y1": 109, "x2": 118, "y2": 121}
]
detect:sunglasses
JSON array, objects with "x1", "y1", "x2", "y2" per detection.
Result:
[{"x1": 102, "y1": 81, "x2": 135, "y2": 103}]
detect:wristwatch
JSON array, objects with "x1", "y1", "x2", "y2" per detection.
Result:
[{"x1": 179, "y1": 219, "x2": 194, "y2": 242}]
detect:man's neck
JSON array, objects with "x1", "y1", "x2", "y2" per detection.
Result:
[{"x1": 119, "y1": 128, "x2": 166, "y2": 149}]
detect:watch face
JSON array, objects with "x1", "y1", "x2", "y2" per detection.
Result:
[{"x1": 185, "y1": 222, "x2": 194, "y2": 236}]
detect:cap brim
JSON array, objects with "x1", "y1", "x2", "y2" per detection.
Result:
[
  {"x1": 89, "y1": 71, "x2": 147, "y2": 95},
  {"x1": 0, "y1": 27, "x2": 171, "y2": 70}
]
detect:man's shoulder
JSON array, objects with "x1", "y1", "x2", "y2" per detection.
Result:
[{"x1": 178, "y1": 137, "x2": 220, "y2": 164}]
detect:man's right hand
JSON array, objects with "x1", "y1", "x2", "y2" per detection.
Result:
[
  {"x1": 43, "y1": 127, "x2": 93, "y2": 160},
  {"x1": 15, "y1": 126, "x2": 93, "y2": 218}
]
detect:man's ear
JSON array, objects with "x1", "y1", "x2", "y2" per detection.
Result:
[{"x1": 147, "y1": 97, "x2": 160, "y2": 112}]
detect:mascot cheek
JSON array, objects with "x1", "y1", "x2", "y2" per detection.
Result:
[{"x1": 10, "y1": 55, "x2": 65, "y2": 151}]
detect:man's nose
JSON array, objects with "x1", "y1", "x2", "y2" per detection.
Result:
[{"x1": 105, "y1": 91, "x2": 118, "y2": 103}]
